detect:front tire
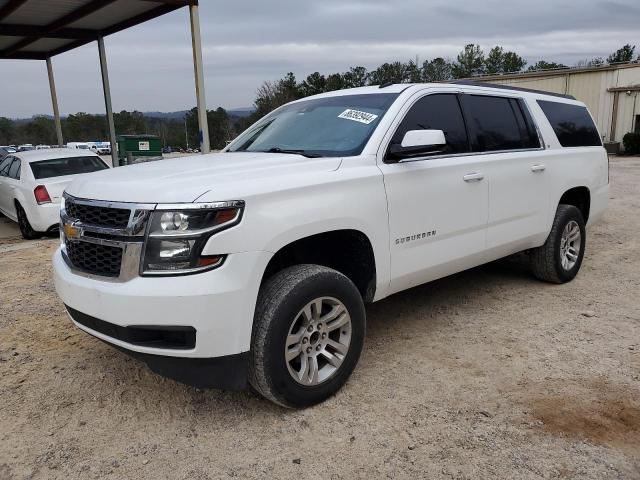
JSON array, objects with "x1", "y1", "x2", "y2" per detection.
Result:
[
  {"x1": 530, "y1": 204, "x2": 586, "y2": 283},
  {"x1": 16, "y1": 202, "x2": 39, "y2": 240},
  {"x1": 249, "y1": 265, "x2": 366, "y2": 408}
]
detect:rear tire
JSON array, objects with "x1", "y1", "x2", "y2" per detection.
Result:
[
  {"x1": 249, "y1": 264, "x2": 365, "y2": 408},
  {"x1": 530, "y1": 204, "x2": 585, "y2": 283},
  {"x1": 16, "y1": 202, "x2": 39, "y2": 240}
]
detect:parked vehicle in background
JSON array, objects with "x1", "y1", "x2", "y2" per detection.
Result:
[
  {"x1": 17, "y1": 144, "x2": 35, "y2": 152},
  {"x1": 0, "y1": 149, "x2": 110, "y2": 239},
  {"x1": 36, "y1": 145, "x2": 51, "y2": 150},
  {"x1": 90, "y1": 142, "x2": 111, "y2": 155},
  {"x1": 66, "y1": 142, "x2": 91, "y2": 151},
  {"x1": 53, "y1": 83, "x2": 608, "y2": 407},
  {"x1": 0, "y1": 146, "x2": 17, "y2": 160}
]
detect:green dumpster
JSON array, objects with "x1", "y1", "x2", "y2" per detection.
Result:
[{"x1": 117, "y1": 135, "x2": 162, "y2": 165}]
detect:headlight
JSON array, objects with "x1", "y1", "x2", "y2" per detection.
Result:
[{"x1": 141, "y1": 201, "x2": 244, "y2": 275}]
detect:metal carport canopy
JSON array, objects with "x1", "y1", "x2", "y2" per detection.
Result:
[{"x1": 0, "y1": 0, "x2": 211, "y2": 165}]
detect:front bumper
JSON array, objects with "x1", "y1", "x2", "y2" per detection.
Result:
[
  {"x1": 65, "y1": 304, "x2": 248, "y2": 389},
  {"x1": 53, "y1": 247, "x2": 272, "y2": 361}
]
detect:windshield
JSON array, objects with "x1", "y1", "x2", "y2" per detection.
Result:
[
  {"x1": 30, "y1": 156, "x2": 109, "y2": 179},
  {"x1": 228, "y1": 93, "x2": 399, "y2": 157}
]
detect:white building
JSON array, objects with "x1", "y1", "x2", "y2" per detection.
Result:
[{"x1": 480, "y1": 63, "x2": 640, "y2": 148}]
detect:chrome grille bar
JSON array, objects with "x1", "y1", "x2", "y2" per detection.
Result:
[{"x1": 61, "y1": 193, "x2": 155, "y2": 281}]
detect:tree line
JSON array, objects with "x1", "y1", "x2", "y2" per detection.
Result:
[
  {"x1": 249, "y1": 43, "x2": 637, "y2": 118},
  {"x1": 1, "y1": 44, "x2": 636, "y2": 149},
  {"x1": 0, "y1": 107, "x2": 243, "y2": 150}
]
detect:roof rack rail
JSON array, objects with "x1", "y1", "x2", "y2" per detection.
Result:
[
  {"x1": 379, "y1": 82, "x2": 395, "y2": 89},
  {"x1": 448, "y1": 80, "x2": 576, "y2": 100}
]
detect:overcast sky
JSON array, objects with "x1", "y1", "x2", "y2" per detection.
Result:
[{"x1": 1, "y1": 0, "x2": 638, "y2": 118}]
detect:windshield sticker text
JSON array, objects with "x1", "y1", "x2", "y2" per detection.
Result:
[{"x1": 338, "y1": 109, "x2": 379, "y2": 125}]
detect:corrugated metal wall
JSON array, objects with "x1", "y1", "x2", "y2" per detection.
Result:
[{"x1": 485, "y1": 65, "x2": 640, "y2": 144}]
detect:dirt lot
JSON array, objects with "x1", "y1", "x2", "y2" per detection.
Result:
[{"x1": 1, "y1": 158, "x2": 639, "y2": 480}]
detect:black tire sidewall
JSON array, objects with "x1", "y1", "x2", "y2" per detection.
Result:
[
  {"x1": 261, "y1": 270, "x2": 365, "y2": 408},
  {"x1": 552, "y1": 206, "x2": 586, "y2": 282},
  {"x1": 16, "y1": 203, "x2": 34, "y2": 239}
]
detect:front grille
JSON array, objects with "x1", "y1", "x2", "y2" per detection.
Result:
[
  {"x1": 66, "y1": 241, "x2": 123, "y2": 277},
  {"x1": 66, "y1": 201, "x2": 130, "y2": 229}
]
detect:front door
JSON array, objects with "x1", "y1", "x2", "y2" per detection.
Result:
[{"x1": 378, "y1": 93, "x2": 489, "y2": 294}]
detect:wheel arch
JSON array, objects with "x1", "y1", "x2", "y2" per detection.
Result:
[
  {"x1": 558, "y1": 186, "x2": 590, "y2": 223},
  {"x1": 10, "y1": 196, "x2": 26, "y2": 220},
  {"x1": 261, "y1": 228, "x2": 378, "y2": 303}
]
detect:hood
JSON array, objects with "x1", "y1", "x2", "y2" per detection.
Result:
[{"x1": 65, "y1": 152, "x2": 342, "y2": 204}]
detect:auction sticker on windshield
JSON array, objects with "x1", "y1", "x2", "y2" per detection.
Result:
[{"x1": 338, "y1": 109, "x2": 379, "y2": 125}]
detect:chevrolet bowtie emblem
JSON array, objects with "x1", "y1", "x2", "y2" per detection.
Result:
[{"x1": 63, "y1": 223, "x2": 81, "y2": 240}]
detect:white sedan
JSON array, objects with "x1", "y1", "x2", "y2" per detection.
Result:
[{"x1": 0, "y1": 149, "x2": 110, "y2": 239}]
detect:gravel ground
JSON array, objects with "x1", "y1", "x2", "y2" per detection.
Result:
[{"x1": 0, "y1": 158, "x2": 639, "y2": 480}]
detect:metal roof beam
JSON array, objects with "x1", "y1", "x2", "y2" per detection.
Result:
[
  {"x1": 42, "y1": 2, "x2": 181, "y2": 58},
  {"x1": 140, "y1": 0, "x2": 198, "y2": 5},
  {"x1": 0, "y1": 0, "x2": 118, "y2": 57},
  {"x1": 0, "y1": 24, "x2": 96, "y2": 39},
  {"x1": 3, "y1": 52, "x2": 46, "y2": 60},
  {"x1": 0, "y1": 0, "x2": 28, "y2": 21}
]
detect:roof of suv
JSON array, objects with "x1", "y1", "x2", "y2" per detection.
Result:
[
  {"x1": 13, "y1": 148, "x2": 100, "y2": 164},
  {"x1": 300, "y1": 82, "x2": 580, "y2": 105}
]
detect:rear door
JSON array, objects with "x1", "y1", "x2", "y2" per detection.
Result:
[
  {"x1": 460, "y1": 94, "x2": 549, "y2": 256},
  {"x1": 378, "y1": 92, "x2": 490, "y2": 294}
]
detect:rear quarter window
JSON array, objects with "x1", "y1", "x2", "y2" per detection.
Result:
[
  {"x1": 537, "y1": 100, "x2": 602, "y2": 147},
  {"x1": 8, "y1": 158, "x2": 20, "y2": 179}
]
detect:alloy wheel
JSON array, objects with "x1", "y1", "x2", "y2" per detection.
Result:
[
  {"x1": 285, "y1": 297, "x2": 352, "y2": 386},
  {"x1": 560, "y1": 220, "x2": 581, "y2": 270}
]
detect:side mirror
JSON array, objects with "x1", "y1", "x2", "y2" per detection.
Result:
[{"x1": 387, "y1": 129, "x2": 446, "y2": 161}]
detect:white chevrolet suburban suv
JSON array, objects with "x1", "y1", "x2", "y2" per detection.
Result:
[{"x1": 53, "y1": 82, "x2": 608, "y2": 407}]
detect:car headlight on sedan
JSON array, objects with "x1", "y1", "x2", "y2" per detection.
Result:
[{"x1": 141, "y1": 201, "x2": 244, "y2": 275}]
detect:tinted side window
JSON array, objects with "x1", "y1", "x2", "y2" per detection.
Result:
[
  {"x1": 8, "y1": 159, "x2": 20, "y2": 179},
  {"x1": 464, "y1": 95, "x2": 538, "y2": 152},
  {"x1": 0, "y1": 157, "x2": 12, "y2": 176},
  {"x1": 390, "y1": 94, "x2": 469, "y2": 155},
  {"x1": 537, "y1": 100, "x2": 601, "y2": 147},
  {"x1": 513, "y1": 99, "x2": 541, "y2": 149}
]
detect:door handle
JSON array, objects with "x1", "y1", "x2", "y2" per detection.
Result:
[
  {"x1": 463, "y1": 172, "x2": 484, "y2": 182},
  {"x1": 531, "y1": 164, "x2": 546, "y2": 172}
]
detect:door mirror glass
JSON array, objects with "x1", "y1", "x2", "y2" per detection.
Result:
[{"x1": 388, "y1": 129, "x2": 446, "y2": 160}]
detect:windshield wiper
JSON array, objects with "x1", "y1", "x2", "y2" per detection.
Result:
[{"x1": 261, "y1": 147, "x2": 322, "y2": 158}]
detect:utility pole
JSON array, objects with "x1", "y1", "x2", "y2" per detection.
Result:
[
  {"x1": 46, "y1": 57, "x2": 64, "y2": 147},
  {"x1": 97, "y1": 35, "x2": 118, "y2": 167},
  {"x1": 189, "y1": 3, "x2": 210, "y2": 153},
  {"x1": 184, "y1": 116, "x2": 189, "y2": 150}
]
